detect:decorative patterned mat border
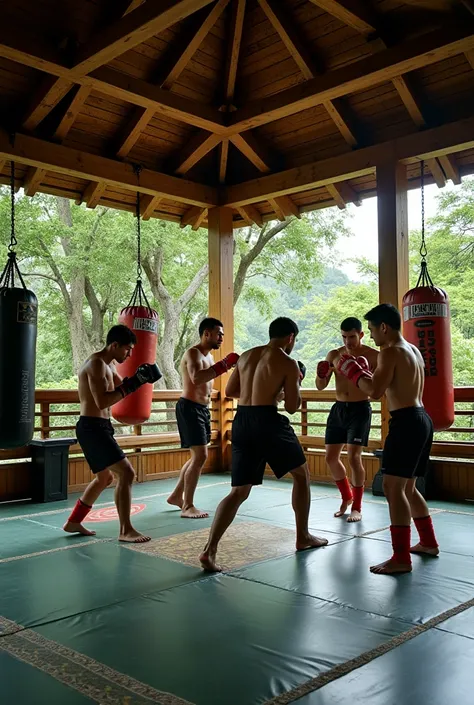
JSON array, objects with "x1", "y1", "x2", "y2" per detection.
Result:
[
  {"x1": 0, "y1": 616, "x2": 195, "y2": 705},
  {"x1": 263, "y1": 596, "x2": 474, "y2": 704}
]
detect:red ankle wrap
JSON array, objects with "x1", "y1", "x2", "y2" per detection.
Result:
[
  {"x1": 390, "y1": 525, "x2": 411, "y2": 565},
  {"x1": 414, "y1": 516, "x2": 438, "y2": 548},
  {"x1": 351, "y1": 485, "x2": 364, "y2": 513},
  {"x1": 336, "y1": 477, "x2": 353, "y2": 502},
  {"x1": 68, "y1": 499, "x2": 92, "y2": 524}
]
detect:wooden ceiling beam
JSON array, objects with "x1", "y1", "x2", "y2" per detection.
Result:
[
  {"x1": 73, "y1": 0, "x2": 217, "y2": 75},
  {"x1": 326, "y1": 181, "x2": 361, "y2": 208},
  {"x1": 219, "y1": 139, "x2": 229, "y2": 184},
  {"x1": 181, "y1": 205, "x2": 208, "y2": 230},
  {"x1": 427, "y1": 157, "x2": 447, "y2": 188},
  {"x1": 327, "y1": 183, "x2": 346, "y2": 209},
  {"x1": 140, "y1": 195, "x2": 162, "y2": 220},
  {"x1": 80, "y1": 181, "x2": 107, "y2": 208},
  {"x1": 438, "y1": 154, "x2": 461, "y2": 184},
  {"x1": 274, "y1": 195, "x2": 301, "y2": 218},
  {"x1": 308, "y1": 0, "x2": 378, "y2": 36},
  {"x1": 224, "y1": 0, "x2": 246, "y2": 106},
  {"x1": 22, "y1": 77, "x2": 73, "y2": 132},
  {"x1": 466, "y1": 49, "x2": 474, "y2": 68},
  {"x1": 323, "y1": 98, "x2": 359, "y2": 147},
  {"x1": 116, "y1": 107, "x2": 155, "y2": 159},
  {"x1": 391, "y1": 75, "x2": 426, "y2": 128},
  {"x1": 228, "y1": 24, "x2": 474, "y2": 133},
  {"x1": 165, "y1": 131, "x2": 222, "y2": 175},
  {"x1": 53, "y1": 85, "x2": 91, "y2": 142},
  {"x1": 230, "y1": 133, "x2": 272, "y2": 172},
  {"x1": 23, "y1": 167, "x2": 46, "y2": 196},
  {"x1": 269, "y1": 198, "x2": 286, "y2": 221},
  {"x1": 0, "y1": 128, "x2": 218, "y2": 208},
  {"x1": 236, "y1": 205, "x2": 263, "y2": 227},
  {"x1": 222, "y1": 115, "x2": 474, "y2": 207}
]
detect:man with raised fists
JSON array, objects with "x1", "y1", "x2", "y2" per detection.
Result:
[
  {"x1": 167, "y1": 317, "x2": 239, "y2": 518},
  {"x1": 316, "y1": 317, "x2": 378, "y2": 523}
]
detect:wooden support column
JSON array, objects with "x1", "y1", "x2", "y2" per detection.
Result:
[
  {"x1": 376, "y1": 160, "x2": 409, "y2": 441},
  {"x1": 208, "y1": 207, "x2": 234, "y2": 470}
]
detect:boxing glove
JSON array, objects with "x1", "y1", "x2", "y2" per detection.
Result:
[
  {"x1": 211, "y1": 352, "x2": 240, "y2": 378},
  {"x1": 297, "y1": 361, "x2": 306, "y2": 382},
  {"x1": 117, "y1": 363, "x2": 162, "y2": 398},
  {"x1": 336, "y1": 354, "x2": 372, "y2": 387},
  {"x1": 317, "y1": 360, "x2": 331, "y2": 378},
  {"x1": 356, "y1": 356, "x2": 370, "y2": 372}
]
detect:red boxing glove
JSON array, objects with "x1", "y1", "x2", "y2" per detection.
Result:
[
  {"x1": 317, "y1": 361, "x2": 331, "y2": 379},
  {"x1": 337, "y1": 354, "x2": 373, "y2": 387},
  {"x1": 211, "y1": 352, "x2": 240, "y2": 378},
  {"x1": 356, "y1": 356, "x2": 370, "y2": 372}
]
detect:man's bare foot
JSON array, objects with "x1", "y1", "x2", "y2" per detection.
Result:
[
  {"x1": 410, "y1": 542, "x2": 440, "y2": 556},
  {"x1": 296, "y1": 534, "x2": 329, "y2": 551},
  {"x1": 181, "y1": 506, "x2": 209, "y2": 519},
  {"x1": 63, "y1": 521, "x2": 96, "y2": 537},
  {"x1": 370, "y1": 558, "x2": 412, "y2": 575},
  {"x1": 166, "y1": 493, "x2": 184, "y2": 509},
  {"x1": 199, "y1": 549, "x2": 222, "y2": 572},
  {"x1": 119, "y1": 530, "x2": 151, "y2": 543},
  {"x1": 347, "y1": 510, "x2": 362, "y2": 523},
  {"x1": 334, "y1": 500, "x2": 351, "y2": 517}
]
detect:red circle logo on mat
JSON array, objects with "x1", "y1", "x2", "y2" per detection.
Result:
[{"x1": 85, "y1": 503, "x2": 146, "y2": 523}]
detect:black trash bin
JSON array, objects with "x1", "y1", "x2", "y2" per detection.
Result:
[
  {"x1": 30, "y1": 437, "x2": 76, "y2": 503},
  {"x1": 372, "y1": 449, "x2": 434, "y2": 499}
]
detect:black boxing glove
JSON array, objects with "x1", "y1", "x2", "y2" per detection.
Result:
[
  {"x1": 297, "y1": 361, "x2": 306, "y2": 382},
  {"x1": 117, "y1": 363, "x2": 162, "y2": 398}
]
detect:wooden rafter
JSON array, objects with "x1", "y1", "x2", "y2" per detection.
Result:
[
  {"x1": 323, "y1": 99, "x2": 359, "y2": 147},
  {"x1": 22, "y1": 78, "x2": 73, "y2": 132},
  {"x1": 167, "y1": 131, "x2": 222, "y2": 175},
  {"x1": 427, "y1": 158, "x2": 447, "y2": 188},
  {"x1": 23, "y1": 167, "x2": 46, "y2": 196},
  {"x1": 224, "y1": 0, "x2": 246, "y2": 106},
  {"x1": 466, "y1": 49, "x2": 474, "y2": 69},
  {"x1": 273, "y1": 195, "x2": 301, "y2": 218},
  {"x1": 269, "y1": 198, "x2": 285, "y2": 221},
  {"x1": 116, "y1": 0, "x2": 230, "y2": 160},
  {"x1": 73, "y1": 0, "x2": 217, "y2": 75},
  {"x1": 228, "y1": 24, "x2": 474, "y2": 133},
  {"x1": 223, "y1": 115, "x2": 474, "y2": 206},
  {"x1": 438, "y1": 154, "x2": 461, "y2": 184},
  {"x1": 80, "y1": 181, "x2": 107, "y2": 208},
  {"x1": 219, "y1": 140, "x2": 229, "y2": 184},
  {"x1": 308, "y1": 0, "x2": 377, "y2": 36},
  {"x1": 181, "y1": 206, "x2": 208, "y2": 230},
  {"x1": 53, "y1": 86, "x2": 91, "y2": 142},
  {"x1": 235, "y1": 205, "x2": 263, "y2": 226},
  {"x1": 140, "y1": 195, "x2": 162, "y2": 220},
  {"x1": 230, "y1": 134, "x2": 272, "y2": 173},
  {"x1": 327, "y1": 181, "x2": 361, "y2": 209},
  {"x1": 391, "y1": 76, "x2": 426, "y2": 128},
  {"x1": 0, "y1": 128, "x2": 218, "y2": 208}
]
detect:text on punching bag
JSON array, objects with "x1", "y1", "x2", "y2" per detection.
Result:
[{"x1": 20, "y1": 370, "x2": 31, "y2": 423}]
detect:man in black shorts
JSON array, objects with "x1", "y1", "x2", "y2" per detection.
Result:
[
  {"x1": 167, "y1": 318, "x2": 239, "y2": 518},
  {"x1": 63, "y1": 325, "x2": 160, "y2": 542},
  {"x1": 316, "y1": 317, "x2": 378, "y2": 522},
  {"x1": 199, "y1": 317, "x2": 328, "y2": 572},
  {"x1": 337, "y1": 303, "x2": 439, "y2": 574}
]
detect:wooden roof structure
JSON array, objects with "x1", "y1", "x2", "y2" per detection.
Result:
[{"x1": 1, "y1": 0, "x2": 474, "y2": 229}]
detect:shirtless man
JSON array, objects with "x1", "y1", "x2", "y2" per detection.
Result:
[
  {"x1": 316, "y1": 317, "x2": 378, "y2": 522},
  {"x1": 167, "y1": 317, "x2": 239, "y2": 518},
  {"x1": 199, "y1": 317, "x2": 328, "y2": 572},
  {"x1": 63, "y1": 324, "x2": 160, "y2": 542},
  {"x1": 337, "y1": 303, "x2": 439, "y2": 575}
]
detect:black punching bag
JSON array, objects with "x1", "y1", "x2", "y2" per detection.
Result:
[{"x1": 0, "y1": 252, "x2": 38, "y2": 448}]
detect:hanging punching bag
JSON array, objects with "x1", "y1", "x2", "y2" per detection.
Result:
[
  {"x1": 0, "y1": 253, "x2": 38, "y2": 448},
  {"x1": 112, "y1": 283, "x2": 159, "y2": 425},
  {"x1": 402, "y1": 267, "x2": 454, "y2": 431}
]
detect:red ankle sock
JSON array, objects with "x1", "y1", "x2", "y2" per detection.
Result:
[
  {"x1": 390, "y1": 525, "x2": 412, "y2": 565},
  {"x1": 68, "y1": 499, "x2": 92, "y2": 524},
  {"x1": 351, "y1": 485, "x2": 364, "y2": 513},
  {"x1": 414, "y1": 516, "x2": 438, "y2": 548},
  {"x1": 336, "y1": 478, "x2": 353, "y2": 502}
]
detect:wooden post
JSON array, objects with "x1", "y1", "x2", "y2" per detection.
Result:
[
  {"x1": 208, "y1": 206, "x2": 234, "y2": 471},
  {"x1": 376, "y1": 160, "x2": 409, "y2": 442}
]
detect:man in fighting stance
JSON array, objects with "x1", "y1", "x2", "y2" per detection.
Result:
[
  {"x1": 337, "y1": 303, "x2": 439, "y2": 574},
  {"x1": 63, "y1": 324, "x2": 161, "y2": 542},
  {"x1": 199, "y1": 317, "x2": 328, "y2": 572},
  {"x1": 316, "y1": 317, "x2": 378, "y2": 522},
  {"x1": 167, "y1": 317, "x2": 239, "y2": 518}
]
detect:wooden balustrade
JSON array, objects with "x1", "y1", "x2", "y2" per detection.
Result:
[{"x1": 1, "y1": 387, "x2": 473, "y2": 503}]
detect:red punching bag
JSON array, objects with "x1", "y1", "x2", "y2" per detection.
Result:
[
  {"x1": 112, "y1": 283, "x2": 159, "y2": 425},
  {"x1": 402, "y1": 269, "x2": 454, "y2": 431}
]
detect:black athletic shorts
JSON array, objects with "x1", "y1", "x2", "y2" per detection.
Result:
[
  {"x1": 231, "y1": 405, "x2": 306, "y2": 486},
  {"x1": 325, "y1": 400, "x2": 372, "y2": 446},
  {"x1": 382, "y1": 406, "x2": 434, "y2": 479},
  {"x1": 76, "y1": 416, "x2": 125, "y2": 474},
  {"x1": 176, "y1": 397, "x2": 211, "y2": 448}
]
